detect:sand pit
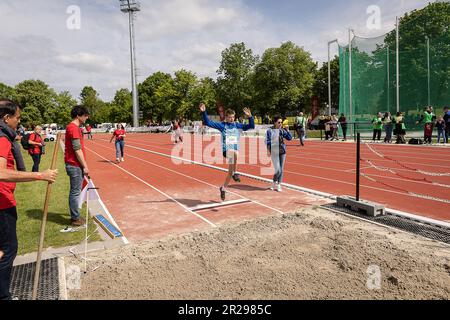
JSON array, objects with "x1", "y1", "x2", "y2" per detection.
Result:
[{"x1": 67, "y1": 206, "x2": 450, "y2": 300}]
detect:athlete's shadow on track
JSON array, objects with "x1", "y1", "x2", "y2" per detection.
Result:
[
  {"x1": 138, "y1": 198, "x2": 222, "y2": 208},
  {"x1": 228, "y1": 184, "x2": 268, "y2": 191}
]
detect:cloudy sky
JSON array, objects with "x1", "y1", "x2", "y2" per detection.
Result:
[{"x1": 0, "y1": 0, "x2": 431, "y2": 101}]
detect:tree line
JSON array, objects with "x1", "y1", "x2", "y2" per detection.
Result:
[{"x1": 0, "y1": 41, "x2": 339, "y2": 128}]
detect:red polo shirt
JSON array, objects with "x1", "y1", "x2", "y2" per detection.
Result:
[
  {"x1": 0, "y1": 137, "x2": 16, "y2": 210},
  {"x1": 65, "y1": 122, "x2": 86, "y2": 167},
  {"x1": 28, "y1": 132, "x2": 43, "y2": 155},
  {"x1": 113, "y1": 129, "x2": 125, "y2": 141}
]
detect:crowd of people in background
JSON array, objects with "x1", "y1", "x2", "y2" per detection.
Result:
[{"x1": 315, "y1": 105, "x2": 448, "y2": 145}]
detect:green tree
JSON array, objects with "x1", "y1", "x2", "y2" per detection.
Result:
[
  {"x1": 313, "y1": 56, "x2": 340, "y2": 111},
  {"x1": 14, "y1": 80, "x2": 57, "y2": 119},
  {"x1": 216, "y1": 42, "x2": 258, "y2": 111},
  {"x1": 190, "y1": 77, "x2": 217, "y2": 120},
  {"x1": 109, "y1": 89, "x2": 133, "y2": 123},
  {"x1": 0, "y1": 83, "x2": 15, "y2": 100},
  {"x1": 254, "y1": 41, "x2": 316, "y2": 116},
  {"x1": 382, "y1": 2, "x2": 450, "y2": 109},
  {"x1": 138, "y1": 72, "x2": 174, "y2": 123},
  {"x1": 154, "y1": 80, "x2": 178, "y2": 122},
  {"x1": 54, "y1": 91, "x2": 77, "y2": 126},
  {"x1": 173, "y1": 69, "x2": 198, "y2": 120},
  {"x1": 80, "y1": 86, "x2": 103, "y2": 123},
  {"x1": 20, "y1": 104, "x2": 43, "y2": 129}
]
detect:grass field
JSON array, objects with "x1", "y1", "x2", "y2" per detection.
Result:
[{"x1": 14, "y1": 141, "x2": 101, "y2": 255}]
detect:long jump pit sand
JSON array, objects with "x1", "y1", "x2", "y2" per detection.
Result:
[{"x1": 67, "y1": 206, "x2": 450, "y2": 300}]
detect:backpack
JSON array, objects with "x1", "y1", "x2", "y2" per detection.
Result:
[
  {"x1": 21, "y1": 133, "x2": 32, "y2": 150},
  {"x1": 408, "y1": 138, "x2": 423, "y2": 145}
]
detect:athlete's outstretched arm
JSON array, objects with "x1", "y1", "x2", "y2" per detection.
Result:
[
  {"x1": 199, "y1": 103, "x2": 225, "y2": 131},
  {"x1": 237, "y1": 107, "x2": 255, "y2": 131}
]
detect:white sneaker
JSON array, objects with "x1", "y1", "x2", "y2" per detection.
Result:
[
  {"x1": 121, "y1": 158, "x2": 124, "y2": 162},
  {"x1": 270, "y1": 182, "x2": 276, "y2": 190},
  {"x1": 116, "y1": 158, "x2": 120, "y2": 163},
  {"x1": 276, "y1": 183, "x2": 282, "y2": 192}
]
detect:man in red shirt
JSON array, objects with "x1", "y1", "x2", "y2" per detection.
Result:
[
  {"x1": 28, "y1": 125, "x2": 44, "y2": 172},
  {"x1": 0, "y1": 99, "x2": 57, "y2": 300},
  {"x1": 65, "y1": 105, "x2": 90, "y2": 226}
]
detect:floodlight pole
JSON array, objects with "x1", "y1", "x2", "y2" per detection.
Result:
[
  {"x1": 349, "y1": 28, "x2": 354, "y2": 137},
  {"x1": 120, "y1": 0, "x2": 140, "y2": 128},
  {"x1": 396, "y1": 16, "x2": 400, "y2": 113},
  {"x1": 328, "y1": 39, "x2": 338, "y2": 116}
]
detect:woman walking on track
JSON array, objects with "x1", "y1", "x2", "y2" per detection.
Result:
[
  {"x1": 200, "y1": 102, "x2": 254, "y2": 201},
  {"x1": 266, "y1": 115, "x2": 292, "y2": 192},
  {"x1": 110, "y1": 124, "x2": 126, "y2": 163}
]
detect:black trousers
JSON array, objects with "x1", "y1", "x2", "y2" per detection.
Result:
[
  {"x1": 0, "y1": 207, "x2": 18, "y2": 300},
  {"x1": 341, "y1": 126, "x2": 347, "y2": 140},
  {"x1": 31, "y1": 154, "x2": 41, "y2": 172},
  {"x1": 373, "y1": 129, "x2": 382, "y2": 141}
]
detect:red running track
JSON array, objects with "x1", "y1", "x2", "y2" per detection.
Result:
[
  {"x1": 83, "y1": 133, "x2": 449, "y2": 241},
  {"x1": 83, "y1": 135, "x2": 329, "y2": 242}
]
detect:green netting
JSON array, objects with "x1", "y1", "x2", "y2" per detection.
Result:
[{"x1": 339, "y1": 31, "x2": 450, "y2": 132}]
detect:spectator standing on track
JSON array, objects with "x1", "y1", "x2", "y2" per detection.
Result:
[
  {"x1": 0, "y1": 99, "x2": 57, "y2": 301},
  {"x1": 324, "y1": 116, "x2": 332, "y2": 140},
  {"x1": 65, "y1": 105, "x2": 90, "y2": 227},
  {"x1": 394, "y1": 112, "x2": 406, "y2": 144},
  {"x1": 424, "y1": 123, "x2": 433, "y2": 145},
  {"x1": 266, "y1": 115, "x2": 292, "y2": 192},
  {"x1": 416, "y1": 106, "x2": 436, "y2": 141},
  {"x1": 295, "y1": 112, "x2": 307, "y2": 146},
  {"x1": 84, "y1": 124, "x2": 93, "y2": 140},
  {"x1": 383, "y1": 112, "x2": 393, "y2": 143},
  {"x1": 329, "y1": 115, "x2": 339, "y2": 141},
  {"x1": 338, "y1": 113, "x2": 347, "y2": 141},
  {"x1": 372, "y1": 112, "x2": 383, "y2": 142},
  {"x1": 28, "y1": 125, "x2": 45, "y2": 172},
  {"x1": 435, "y1": 116, "x2": 446, "y2": 144},
  {"x1": 200, "y1": 103, "x2": 254, "y2": 201},
  {"x1": 110, "y1": 124, "x2": 126, "y2": 163},
  {"x1": 172, "y1": 120, "x2": 183, "y2": 144}
]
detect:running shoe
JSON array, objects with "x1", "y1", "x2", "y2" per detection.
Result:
[
  {"x1": 121, "y1": 157, "x2": 124, "y2": 162},
  {"x1": 232, "y1": 173, "x2": 241, "y2": 183},
  {"x1": 276, "y1": 183, "x2": 282, "y2": 192},
  {"x1": 220, "y1": 187, "x2": 226, "y2": 201},
  {"x1": 270, "y1": 182, "x2": 276, "y2": 190}
]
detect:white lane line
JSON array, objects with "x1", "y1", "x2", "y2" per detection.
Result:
[
  {"x1": 124, "y1": 138, "x2": 450, "y2": 185},
  {"x1": 89, "y1": 140, "x2": 285, "y2": 215},
  {"x1": 89, "y1": 179, "x2": 130, "y2": 245},
  {"x1": 85, "y1": 146, "x2": 218, "y2": 228},
  {"x1": 116, "y1": 140, "x2": 450, "y2": 204}
]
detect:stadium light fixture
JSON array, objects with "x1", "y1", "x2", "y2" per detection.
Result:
[{"x1": 119, "y1": 0, "x2": 141, "y2": 127}]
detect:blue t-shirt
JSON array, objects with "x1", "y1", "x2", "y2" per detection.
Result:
[{"x1": 201, "y1": 111, "x2": 255, "y2": 152}]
